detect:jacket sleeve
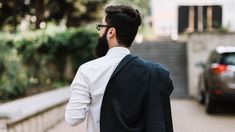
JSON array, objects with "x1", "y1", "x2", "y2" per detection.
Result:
[
  {"x1": 162, "y1": 77, "x2": 174, "y2": 132},
  {"x1": 144, "y1": 66, "x2": 174, "y2": 132}
]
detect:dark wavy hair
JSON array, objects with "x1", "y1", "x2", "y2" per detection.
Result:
[{"x1": 105, "y1": 5, "x2": 142, "y2": 47}]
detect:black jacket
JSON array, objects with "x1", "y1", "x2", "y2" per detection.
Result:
[{"x1": 100, "y1": 54, "x2": 174, "y2": 132}]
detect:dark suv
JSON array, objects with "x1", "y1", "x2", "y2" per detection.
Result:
[{"x1": 197, "y1": 46, "x2": 235, "y2": 113}]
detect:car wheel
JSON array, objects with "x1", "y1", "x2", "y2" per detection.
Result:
[{"x1": 205, "y1": 93, "x2": 216, "y2": 114}]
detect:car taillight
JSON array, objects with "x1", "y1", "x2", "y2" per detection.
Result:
[
  {"x1": 211, "y1": 64, "x2": 227, "y2": 74},
  {"x1": 211, "y1": 89, "x2": 223, "y2": 95}
]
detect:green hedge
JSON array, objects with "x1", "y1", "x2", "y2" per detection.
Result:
[
  {"x1": 0, "y1": 42, "x2": 28, "y2": 99},
  {"x1": 0, "y1": 27, "x2": 98, "y2": 100}
]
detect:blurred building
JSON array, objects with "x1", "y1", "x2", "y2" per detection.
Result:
[{"x1": 150, "y1": 0, "x2": 235, "y2": 40}]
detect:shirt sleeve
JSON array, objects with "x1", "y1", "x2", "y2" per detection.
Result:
[{"x1": 65, "y1": 66, "x2": 91, "y2": 126}]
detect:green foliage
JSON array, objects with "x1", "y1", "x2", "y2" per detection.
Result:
[
  {"x1": 108, "y1": 0, "x2": 150, "y2": 16},
  {"x1": 0, "y1": 41, "x2": 28, "y2": 100},
  {"x1": 0, "y1": 0, "x2": 108, "y2": 31},
  {"x1": 0, "y1": 26, "x2": 98, "y2": 100}
]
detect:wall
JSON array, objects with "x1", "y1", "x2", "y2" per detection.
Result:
[
  {"x1": 0, "y1": 87, "x2": 69, "y2": 132},
  {"x1": 150, "y1": 0, "x2": 235, "y2": 38},
  {"x1": 3, "y1": 104, "x2": 65, "y2": 132}
]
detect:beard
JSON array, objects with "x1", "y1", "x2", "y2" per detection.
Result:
[{"x1": 95, "y1": 31, "x2": 109, "y2": 58}]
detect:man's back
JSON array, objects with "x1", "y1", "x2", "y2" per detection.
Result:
[
  {"x1": 65, "y1": 47, "x2": 130, "y2": 132},
  {"x1": 100, "y1": 55, "x2": 174, "y2": 132}
]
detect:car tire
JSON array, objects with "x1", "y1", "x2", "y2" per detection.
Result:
[{"x1": 205, "y1": 93, "x2": 216, "y2": 114}]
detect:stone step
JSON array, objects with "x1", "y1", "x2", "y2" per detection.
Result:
[{"x1": 132, "y1": 41, "x2": 188, "y2": 99}]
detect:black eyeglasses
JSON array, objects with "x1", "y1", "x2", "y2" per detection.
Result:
[{"x1": 96, "y1": 24, "x2": 111, "y2": 31}]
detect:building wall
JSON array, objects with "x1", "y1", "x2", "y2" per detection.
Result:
[{"x1": 150, "y1": 0, "x2": 235, "y2": 39}]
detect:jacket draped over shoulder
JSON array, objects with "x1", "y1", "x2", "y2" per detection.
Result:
[{"x1": 100, "y1": 54, "x2": 174, "y2": 132}]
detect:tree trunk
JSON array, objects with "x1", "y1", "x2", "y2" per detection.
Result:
[
  {"x1": 35, "y1": 0, "x2": 44, "y2": 29},
  {"x1": 12, "y1": 0, "x2": 17, "y2": 31}
]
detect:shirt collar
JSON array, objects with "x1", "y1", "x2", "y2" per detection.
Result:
[{"x1": 105, "y1": 47, "x2": 130, "y2": 57}]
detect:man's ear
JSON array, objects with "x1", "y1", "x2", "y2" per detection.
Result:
[{"x1": 107, "y1": 28, "x2": 116, "y2": 38}]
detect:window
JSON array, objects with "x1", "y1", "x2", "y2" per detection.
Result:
[{"x1": 221, "y1": 53, "x2": 235, "y2": 65}]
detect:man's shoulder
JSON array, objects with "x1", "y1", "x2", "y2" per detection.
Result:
[
  {"x1": 79, "y1": 57, "x2": 106, "y2": 71},
  {"x1": 131, "y1": 56, "x2": 169, "y2": 74}
]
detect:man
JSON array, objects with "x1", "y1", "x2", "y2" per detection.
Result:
[{"x1": 65, "y1": 5, "x2": 174, "y2": 132}]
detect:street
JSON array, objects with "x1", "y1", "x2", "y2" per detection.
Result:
[
  {"x1": 48, "y1": 99, "x2": 235, "y2": 132},
  {"x1": 172, "y1": 99, "x2": 235, "y2": 132}
]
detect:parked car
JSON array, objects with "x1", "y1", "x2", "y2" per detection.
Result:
[{"x1": 197, "y1": 46, "x2": 235, "y2": 114}]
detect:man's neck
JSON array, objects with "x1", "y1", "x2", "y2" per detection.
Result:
[{"x1": 109, "y1": 44, "x2": 129, "y2": 50}]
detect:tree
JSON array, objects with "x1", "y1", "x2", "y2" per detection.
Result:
[
  {"x1": 107, "y1": 0, "x2": 150, "y2": 16},
  {"x1": 0, "y1": 0, "x2": 108, "y2": 31},
  {"x1": 46, "y1": 0, "x2": 108, "y2": 27},
  {"x1": 0, "y1": 0, "x2": 31, "y2": 31}
]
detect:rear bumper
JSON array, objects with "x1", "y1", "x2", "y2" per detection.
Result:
[{"x1": 211, "y1": 92, "x2": 235, "y2": 103}]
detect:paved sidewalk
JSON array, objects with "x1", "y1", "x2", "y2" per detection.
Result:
[
  {"x1": 47, "y1": 119, "x2": 86, "y2": 132},
  {"x1": 48, "y1": 99, "x2": 235, "y2": 132}
]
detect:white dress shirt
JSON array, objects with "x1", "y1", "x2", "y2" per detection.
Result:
[{"x1": 65, "y1": 47, "x2": 130, "y2": 132}]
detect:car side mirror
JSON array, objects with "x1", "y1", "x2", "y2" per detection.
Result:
[{"x1": 195, "y1": 61, "x2": 206, "y2": 69}]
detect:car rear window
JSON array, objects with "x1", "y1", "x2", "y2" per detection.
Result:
[{"x1": 221, "y1": 53, "x2": 235, "y2": 65}]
